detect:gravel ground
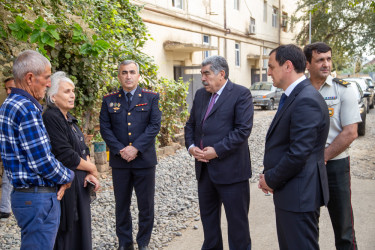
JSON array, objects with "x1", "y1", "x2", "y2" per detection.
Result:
[{"x1": 1, "y1": 108, "x2": 373, "y2": 249}]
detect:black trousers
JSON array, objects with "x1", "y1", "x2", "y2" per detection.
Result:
[
  {"x1": 275, "y1": 207, "x2": 320, "y2": 250},
  {"x1": 198, "y1": 165, "x2": 251, "y2": 250},
  {"x1": 112, "y1": 167, "x2": 155, "y2": 247},
  {"x1": 326, "y1": 157, "x2": 357, "y2": 250}
]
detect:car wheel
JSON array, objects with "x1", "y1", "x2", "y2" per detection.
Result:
[
  {"x1": 367, "y1": 100, "x2": 370, "y2": 113},
  {"x1": 370, "y1": 99, "x2": 374, "y2": 109},
  {"x1": 267, "y1": 99, "x2": 275, "y2": 110},
  {"x1": 358, "y1": 116, "x2": 366, "y2": 136},
  {"x1": 261, "y1": 106, "x2": 267, "y2": 110}
]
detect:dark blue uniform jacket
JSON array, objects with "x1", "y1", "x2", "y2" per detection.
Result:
[{"x1": 99, "y1": 86, "x2": 162, "y2": 169}]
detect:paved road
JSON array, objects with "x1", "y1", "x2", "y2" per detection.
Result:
[
  {"x1": 166, "y1": 108, "x2": 375, "y2": 250},
  {"x1": 165, "y1": 178, "x2": 375, "y2": 250}
]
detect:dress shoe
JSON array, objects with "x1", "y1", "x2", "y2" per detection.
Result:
[
  {"x1": 138, "y1": 246, "x2": 149, "y2": 250},
  {"x1": 0, "y1": 212, "x2": 11, "y2": 219},
  {"x1": 118, "y1": 244, "x2": 134, "y2": 250}
]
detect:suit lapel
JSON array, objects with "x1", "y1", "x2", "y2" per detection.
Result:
[{"x1": 266, "y1": 80, "x2": 309, "y2": 140}]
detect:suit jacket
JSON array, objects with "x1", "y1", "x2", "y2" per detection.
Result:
[
  {"x1": 184, "y1": 80, "x2": 254, "y2": 184},
  {"x1": 264, "y1": 79, "x2": 330, "y2": 212},
  {"x1": 99, "y1": 86, "x2": 162, "y2": 168}
]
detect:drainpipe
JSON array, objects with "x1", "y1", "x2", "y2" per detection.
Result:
[
  {"x1": 224, "y1": 0, "x2": 227, "y2": 58},
  {"x1": 279, "y1": 0, "x2": 281, "y2": 45}
]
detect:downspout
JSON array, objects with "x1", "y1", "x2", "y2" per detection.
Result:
[
  {"x1": 279, "y1": 0, "x2": 281, "y2": 45},
  {"x1": 224, "y1": 0, "x2": 227, "y2": 58}
]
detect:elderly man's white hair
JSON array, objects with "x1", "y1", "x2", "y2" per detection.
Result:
[{"x1": 13, "y1": 50, "x2": 51, "y2": 83}]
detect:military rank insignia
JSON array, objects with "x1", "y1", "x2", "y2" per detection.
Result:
[
  {"x1": 328, "y1": 107, "x2": 334, "y2": 117},
  {"x1": 135, "y1": 103, "x2": 147, "y2": 107},
  {"x1": 333, "y1": 78, "x2": 350, "y2": 87},
  {"x1": 324, "y1": 96, "x2": 337, "y2": 100},
  {"x1": 110, "y1": 102, "x2": 121, "y2": 111}
]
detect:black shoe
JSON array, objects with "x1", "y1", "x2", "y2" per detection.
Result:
[
  {"x1": 118, "y1": 244, "x2": 134, "y2": 250},
  {"x1": 139, "y1": 246, "x2": 149, "y2": 250},
  {"x1": 0, "y1": 212, "x2": 10, "y2": 219}
]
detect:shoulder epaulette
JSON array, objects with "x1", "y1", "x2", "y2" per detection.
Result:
[
  {"x1": 104, "y1": 90, "x2": 120, "y2": 98},
  {"x1": 142, "y1": 88, "x2": 158, "y2": 95},
  {"x1": 332, "y1": 78, "x2": 350, "y2": 87}
]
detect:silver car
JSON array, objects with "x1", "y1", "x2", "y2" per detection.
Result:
[
  {"x1": 250, "y1": 82, "x2": 284, "y2": 110},
  {"x1": 344, "y1": 77, "x2": 373, "y2": 113}
]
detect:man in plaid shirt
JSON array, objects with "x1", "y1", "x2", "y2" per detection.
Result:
[{"x1": 0, "y1": 50, "x2": 74, "y2": 250}]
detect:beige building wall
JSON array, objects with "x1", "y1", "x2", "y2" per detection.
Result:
[{"x1": 132, "y1": 0, "x2": 300, "y2": 88}]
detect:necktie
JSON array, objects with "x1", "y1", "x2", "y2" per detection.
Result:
[
  {"x1": 203, "y1": 93, "x2": 218, "y2": 122},
  {"x1": 200, "y1": 93, "x2": 218, "y2": 149},
  {"x1": 126, "y1": 92, "x2": 132, "y2": 109},
  {"x1": 278, "y1": 93, "x2": 287, "y2": 111}
]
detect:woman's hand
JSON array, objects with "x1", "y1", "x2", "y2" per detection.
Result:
[
  {"x1": 84, "y1": 174, "x2": 100, "y2": 192},
  {"x1": 86, "y1": 156, "x2": 99, "y2": 178}
]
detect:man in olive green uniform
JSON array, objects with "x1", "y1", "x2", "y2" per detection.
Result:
[{"x1": 304, "y1": 42, "x2": 361, "y2": 250}]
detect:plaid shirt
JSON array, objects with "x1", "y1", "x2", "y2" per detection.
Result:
[{"x1": 0, "y1": 88, "x2": 74, "y2": 188}]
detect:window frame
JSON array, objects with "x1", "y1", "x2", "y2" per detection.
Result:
[
  {"x1": 235, "y1": 42, "x2": 240, "y2": 67},
  {"x1": 234, "y1": 0, "x2": 240, "y2": 10},
  {"x1": 272, "y1": 7, "x2": 278, "y2": 28},
  {"x1": 203, "y1": 35, "x2": 210, "y2": 59},
  {"x1": 172, "y1": 0, "x2": 184, "y2": 9}
]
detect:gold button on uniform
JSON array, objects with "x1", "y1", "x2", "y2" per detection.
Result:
[
  {"x1": 128, "y1": 112, "x2": 131, "y2": 115},
  {"x1": 128, "y1": 132, "x2": 131, "y2": 135},
  {"x1": 129, "y1": 143, "x2": 132, "y2": 146},
  {"x1": 128, "y1": 123, "x2": 131, "y2": 126}
]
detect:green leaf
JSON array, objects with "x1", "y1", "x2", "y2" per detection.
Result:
[
  {"x1": 34, "y1": 16, "x2": 44, "y2": 27},
  {"x1": 94, "y1": 40, "x2": 110, "y2": 50},
  {"x1": 80, "y1": 43, "x2": 92, "y2": 55},
  {"x1": 41, "y1": 32, "x2": 50, "y2": 43},
  {"x1": 0, "y1": 26, "x2": 8, "y2": 38},
  {"x1": 30, "y1": 30, "x2": 41, "y2": 43},
  {"x1": 46, "y1": 37, "x2": 55, "y2": 47},
  {"x1": 48, "y1": 29, "x2": 60, "y2": 40}
]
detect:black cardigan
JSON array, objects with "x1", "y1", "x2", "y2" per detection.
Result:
[
  {"x1": 43, "y1": 106, "x2": 90, "y2": 231},
  {"x1": 43, "y1": 106, "x2": 89, "y2": 169}
]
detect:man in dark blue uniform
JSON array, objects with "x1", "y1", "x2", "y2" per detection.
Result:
[{"x1": 100, "y1": 60, "x2": 162, "y2": 250}]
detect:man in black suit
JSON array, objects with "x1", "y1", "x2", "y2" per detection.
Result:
[
  {"x1": 258, "y1": 44, "x2": 330, "y2": 250},
  {"x1": 185, "y1": 55, "x2": 253, "y2": 250},
  {"x1": 100, "y1": 60, "x2": 162, "y2": 250}
]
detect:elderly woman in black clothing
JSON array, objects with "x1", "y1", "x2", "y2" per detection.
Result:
[{"x1": 43, "y1": 71, "x2": 100, "y2": 250}]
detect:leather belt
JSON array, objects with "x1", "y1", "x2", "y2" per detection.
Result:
[{"x1": 14, "y1": 186, "x2": 57, "y2": 193}]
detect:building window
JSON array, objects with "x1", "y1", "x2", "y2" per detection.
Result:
[
  {"x1": 249, "y1": 17, "x2": 256, "y2": 34},
  {"x1": 263, "y1": 1, "x2": 267, "y2": 22},
  {"x1": 272, "y1": 7, "x2": 278, "y2": 27},
  {"x1": 172, "y1": 0, "x2": 184, "y2": 9},
  {"x1": 281, "y1": 12, "x2": 288, "y2": 32},
  {"x1": 234, "y1": 0, "x2": 240, "y2": 10},
  {"x1": 235, "y1": 43, "x2": 240, "y2": 66},
  {"x1": 203, "y1": 35, "x2": 210, "y2": 59},
  {"x1": 263, "y1": 48, "x2": 268, "y2": 69}
]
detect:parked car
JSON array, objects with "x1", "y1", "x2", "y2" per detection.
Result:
[
  {"x1": 346, "y1": 80, "x2": 370, "y2": 136},
  {"x1": 250, "y1": 82, "x2": 284, "y2": 110},
  {"x1": 344, "y1": 77, "x2": 373, "y2": 112},
  {"x1": 361, "y1": 76, "x2": 375, "y2": 109}
]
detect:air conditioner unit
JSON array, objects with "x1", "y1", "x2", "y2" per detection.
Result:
[
  {"x1": 249, "y1": 24, "x2": 256, "y2": 35},
  {"x1": 281, "y1": 19, "x2": 287, "y2": 28}
]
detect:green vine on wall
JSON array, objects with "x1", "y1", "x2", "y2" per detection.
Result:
[{"x1": 1, "y1": 0, "x2": 190, "y2": 147}]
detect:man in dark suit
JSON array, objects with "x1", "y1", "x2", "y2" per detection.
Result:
[
  {"x1": 185, "y1": 55, "x2": 253, "y2": 250},
  {"x1": 258, "y1": 44, "x2": 330, "y2": 250},
  {"x1": 100, "y1": 60, "x2": 162, "y2": 250}
]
